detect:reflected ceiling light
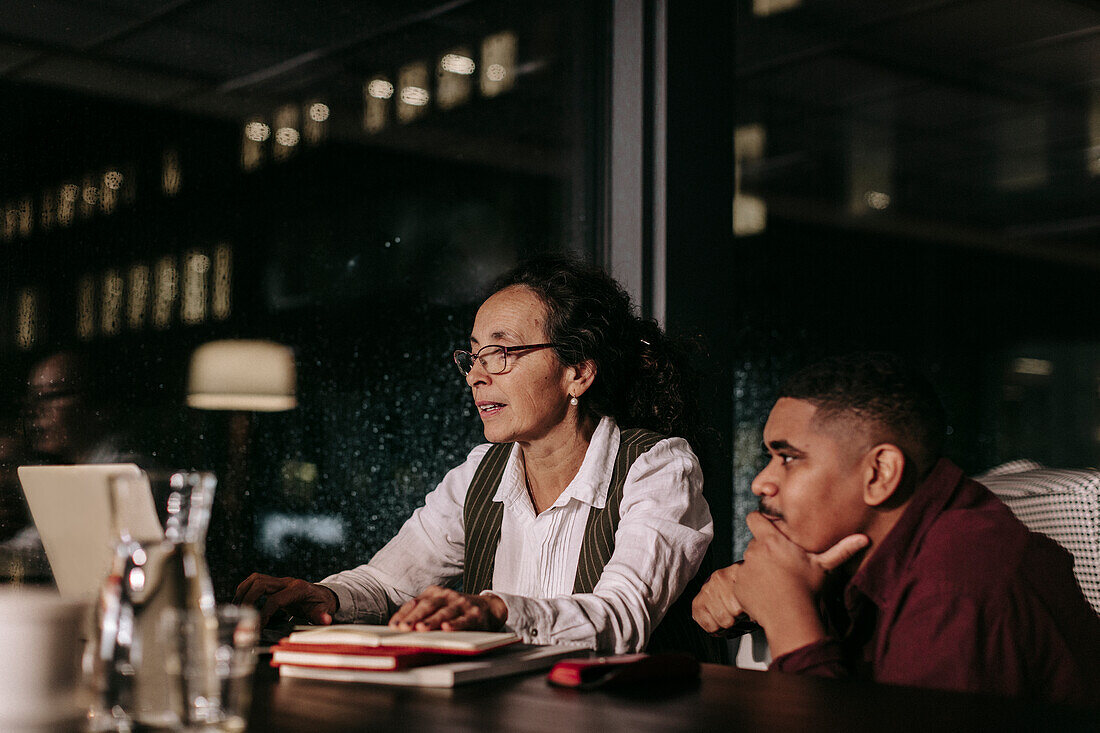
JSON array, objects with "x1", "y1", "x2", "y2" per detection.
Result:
[
  {"x1": 181, "y1": 251, "x2": 209, "y2": 326},
  {"x1": 438, "y1": 48, "x2": 474, "y2": 109},
  {"x1": 733, "y1": 195, "x2": 767, "y2": 237},
  {"x1": 734, "y1": 124, "x2": 768, "y2": 237},
  {"x1": 241, "y1": 122, "x2": 266, "y2": 171},
  {"x1": 187, "y1": 339, "x2": 297, "y2": 412},
  {"x1": 273, "y1": 106, "x2": 299, "y2": 160},
  {"x1": 212, "y1": 245, "x2": 233, "y2": 321},
  {"x1": 368, "y1": 79, "x2": 395, "y2": 99},
  {"x1": 864, "y1": 191, "x2": 891, "y2": 210},
  {"x1": 80, "y1": 176, "x2": 98, "y2": 218},
  {"x1": 245, "y1": 122, "x2": 271, "y2": 142},
  {"x1": 846, "y1": 113, "x2": 894, "y2": 216},
  {"x1": 441, "y1": 54, "x2": 475, "y2": 75},
  {"x1": 153, "y1": 256, "x2": 178, "y2": 330},
  {"x1": 481, "y1": 32, "x2": 517, "y2": 96},
  {"x1": 753, "y1": 0, "x2": 801, "y2": 16},
  {"x1": 364, "y1": 79, "x2": 390, "y2": 134},
  {"x1": 100, "y1": 171, "x2": 120, "y2": 214},
  {"x1": 39, "y1": 189, "x2": 54, "y2": 231},
  {"x1": 1, "y1": 205, "x2": 13, "y2": 241},
  {"x1": 400, "y1": 86, "x2": 430, "y2": 106},
  {"x1": 304, "y1": 101, "x2": 328, "y2": 145},
  {"x1": 275, "y1": 127, "x2": 300, "y2": 146},
  {"x1": 18, "y1": 198, "x2": 33, "y2": 237},
  {"x1": 1013, "y1": 358, "x2": 1053, "y2": 377},
  {"x1": 16, "y1": 288, "x2": 36, "y2": 351},
  {"x1": 101, "y1": 269, "x2": 124, "y2": 336},
  {"x1": 162, "y1": 150, "x2": 182, "y2": 196},
  {"x1": 127, "y1": 264, "x2": 150, "y2": 330},
  {"x1": 77, "y1": 274, "x2": 95, "y2": 341},
  {"x1": 397, "y1": 63, "x2": 431, "y2": 123},
  {"x1": 59, "y1": 184, "x2": 78, "y2": 226}
]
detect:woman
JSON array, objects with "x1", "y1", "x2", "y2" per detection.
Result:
[{"x1": 235, "y1": 255, "x2": 714, "y2": 655}]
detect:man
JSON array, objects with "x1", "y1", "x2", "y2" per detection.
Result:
[
  {"x1": 693, "y1": 353, "x2": 1100, "y2": 704},
  {"x1": 23, "y1": 350, "x2": 136, "y2": 465}
]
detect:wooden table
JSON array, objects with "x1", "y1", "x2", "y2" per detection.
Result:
[{"x1": 246, "y1": 661, "x2": 1098, "y2": 732}]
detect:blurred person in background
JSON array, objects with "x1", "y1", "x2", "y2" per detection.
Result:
[
  {"x1": 23, "y1": 350, "x2": 138, "y2": 466},
  {"x1": 3, "y1": 350, "x2": 143, "y2": 573}
]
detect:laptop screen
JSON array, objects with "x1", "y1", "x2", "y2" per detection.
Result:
[{"x1": 17, "y1": 464, "x2": 163, "y2": 601}]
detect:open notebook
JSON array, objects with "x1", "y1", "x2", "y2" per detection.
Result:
[{"x1": 17, "y1": 464, "x2": 163, "y2": 601}]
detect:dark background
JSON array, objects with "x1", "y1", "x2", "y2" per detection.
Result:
[{"x1": 0, "y1": 0, "x2": 1097, "y2": 592}]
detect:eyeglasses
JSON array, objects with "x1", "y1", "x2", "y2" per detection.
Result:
[{"x1": 453, "y1": 343, "x2": 557, "y2": 376}]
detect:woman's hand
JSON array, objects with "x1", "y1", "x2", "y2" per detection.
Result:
[
  {"x1": 233, "y1": 573, "x2": 339, "y2": 627},
  {"x1": 389, "y1": 585, "x2": 508, "y2": 632}
]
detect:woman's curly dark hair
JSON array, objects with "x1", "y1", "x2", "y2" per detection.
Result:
[{"x1": 489, "y1": 255, "x2": 700, "y2": 441}]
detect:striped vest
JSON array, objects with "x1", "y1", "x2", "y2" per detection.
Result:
[{"x1": 462, "y1": 428, "x2": 725, "y2": 662}]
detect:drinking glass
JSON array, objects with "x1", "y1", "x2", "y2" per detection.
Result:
[
  {"x1": 166, "y1": 604, "x2": 260, "y2": 732},
  {"x1": 88, "y1": 470, "x2": 219, "y2": 731}
]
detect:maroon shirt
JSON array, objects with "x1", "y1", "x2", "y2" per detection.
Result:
[{"x1": 772, "y1": 458, "x2": 1100, "y2": 706}]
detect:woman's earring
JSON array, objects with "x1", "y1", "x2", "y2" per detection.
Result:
[{"x1": 569, "y1": 395, "x2": 579, "y2": 406}]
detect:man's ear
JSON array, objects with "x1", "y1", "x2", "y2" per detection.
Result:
[
  {"x1": 569, "y1": 359, "x2": 597, "y2": 397},
  {"x1": 863, "y1": 444, "x2": 906, "y2": 507}
]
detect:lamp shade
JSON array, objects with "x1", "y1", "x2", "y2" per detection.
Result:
[{"x1": 187, "y1": 339, "x2": 297, "y2": 411}]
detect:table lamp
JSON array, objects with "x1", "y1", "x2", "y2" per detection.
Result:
[
  {"x1": 186, "y1": 339, "x2": 297, "y2": 598},
  {"x1": 186, "y1": 340, "x2": 297, "y2": 412}
]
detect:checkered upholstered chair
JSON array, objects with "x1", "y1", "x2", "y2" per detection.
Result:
[{"x1": 975, "y1": 461, "x2": 1100, "y2": 615}]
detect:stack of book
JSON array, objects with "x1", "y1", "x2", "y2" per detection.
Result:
[{"x1": 271, "y1": 625, "x2": 588, "y2": 687}]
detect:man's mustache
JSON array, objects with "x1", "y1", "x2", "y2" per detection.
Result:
[{"x1": 757, "y1": 498, "x2": 784, "y2": 521}]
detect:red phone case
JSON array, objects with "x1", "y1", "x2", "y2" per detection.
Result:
[{"x1": 547, "y1": 653, "x2": 700, "y2": 689}]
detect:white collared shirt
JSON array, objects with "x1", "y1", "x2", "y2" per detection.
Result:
[{"x1": 321, "y1": 416, "x2": 712, "y2": 653}]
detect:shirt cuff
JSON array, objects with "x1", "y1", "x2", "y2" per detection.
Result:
[
  {"x1": 481, "y1": 590, "x2": 539, "y2": 642},
  {"x1": 316, "y1": 582, "x2": 357, "y2": 624},
  {"x1": 481, "y1": 590, "x2": 595, "y2": 648},
  {"x1": 771, "y1": 637, "x2": 848, "y2": 677}
]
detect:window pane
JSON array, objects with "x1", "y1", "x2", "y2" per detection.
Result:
[
  {"x1": 728, "y1": 0, "x2": 1100, "y2": 556},
  {"x1": 0, "y1": 1, "x2": 604, "y2": 595}
]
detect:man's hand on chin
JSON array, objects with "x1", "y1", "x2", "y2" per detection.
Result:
[{"x1": 735, "y1": 512, "x2": 869, "y2": 658}]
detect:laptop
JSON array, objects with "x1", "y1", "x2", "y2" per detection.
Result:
[{"x1": 17, "y1": 464, "x2": 164, "y2": 601}]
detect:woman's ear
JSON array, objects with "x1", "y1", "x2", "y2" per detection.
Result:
[
  {"x1": 569, "y1": 359, "x2": 597, "y2": 397},
  {"x1": 864, "y1": 444, "x2": 906, "y2": 507}
]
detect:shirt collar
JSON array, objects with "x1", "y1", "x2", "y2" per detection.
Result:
[
  {"x1": 846, "y1": 457, "x2": 964, "y2": 609},
  {"x1": 492, "y1": 415, "x2": 619, "y2": 511}
]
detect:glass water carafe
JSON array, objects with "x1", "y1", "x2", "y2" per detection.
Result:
[{"x1": 89, "y1": 470, "x2": 219, "y2": 731}]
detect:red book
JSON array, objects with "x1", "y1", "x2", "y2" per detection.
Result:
[{"x1": 270, "y1": 625, "x2": 523, "y2": 674}]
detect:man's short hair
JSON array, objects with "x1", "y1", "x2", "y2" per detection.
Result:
[{"x1": 778, "y1": 352, "x2": 947, "y2": 480}]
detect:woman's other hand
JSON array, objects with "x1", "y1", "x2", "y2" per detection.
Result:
[
  {"x1": 389, "y1": 585, "x2": 508, "y2": 632},
  {"x1": 233, "y1": 573, "x2": 338, "y2": 627}
]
